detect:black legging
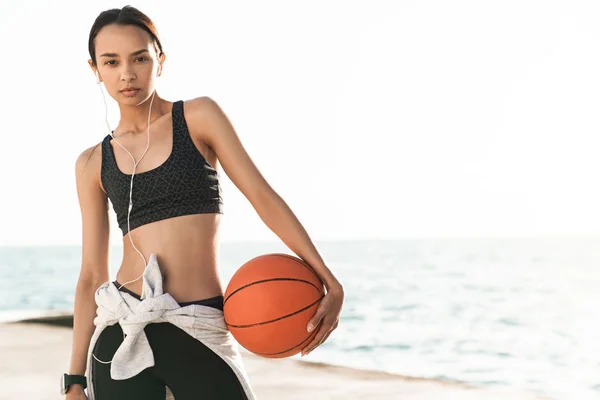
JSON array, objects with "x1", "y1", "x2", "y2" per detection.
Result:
[{"x1": 91, "y1": 282, "x2": 248, "y2": 399}]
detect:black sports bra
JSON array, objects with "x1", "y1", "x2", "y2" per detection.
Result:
[{"x1": 101, "y1": 100, "x2": 223, "y2": 236}]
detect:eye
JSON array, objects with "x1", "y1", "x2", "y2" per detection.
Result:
[
  {"x1": 104, "y1": 60, "x2": 117, "y2": 66},
  {"x1": 136, "y1": 56, "x2": 148, "y2": 62}
]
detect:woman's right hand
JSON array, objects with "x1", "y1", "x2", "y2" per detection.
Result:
[{"x1": 65, "y1": 385, "x2": 88, "y2": 400}]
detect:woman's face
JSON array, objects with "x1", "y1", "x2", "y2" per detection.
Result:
[{"x1": 89, "y1": 24, "x2": 163, "y2": 104}]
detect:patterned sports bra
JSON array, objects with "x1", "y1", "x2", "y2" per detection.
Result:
[{"x1": 101, "y1": 100, "x2": 223, "y2": 236}]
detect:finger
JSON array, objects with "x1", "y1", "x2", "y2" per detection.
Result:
[
  {"x1": 301, "y1": 319, "x2": 332, "y2": 356},
  {"x1": 306, "y1": 301, "x2": 328, "y2": 333},
  {"x1": 311, "y1": 320, "x2": 338, "y2": 354},
  {"x1": 317, "y1": 321, "x2": 337, "y2": 347},
  {"x1": 300, "y1": 323, "x2": 327, "y2": 356}
]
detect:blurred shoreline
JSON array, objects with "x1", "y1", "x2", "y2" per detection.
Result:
[{"x1": 0, "y1": 310, "x2": 551, "y2": 400}]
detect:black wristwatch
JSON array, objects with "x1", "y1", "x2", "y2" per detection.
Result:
[{"x1": 60, "y1": 373, "x2": 87, "y2": 395}]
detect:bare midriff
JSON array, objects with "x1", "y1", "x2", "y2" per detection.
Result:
[{"x1": 115, "y1": 213, "x2": 224, "y2": 303}]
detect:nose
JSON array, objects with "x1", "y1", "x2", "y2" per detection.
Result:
[
  {"x1": 121, "y1": 73, "x2": 136, "y2": 82},
  {"x1": 120, "y1": 65, "x2": 137, "y2": 82}
]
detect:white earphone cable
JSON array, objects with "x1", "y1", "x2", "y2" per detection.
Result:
[{"x1": 92, "y1": 73, "x2": 156, "y2": 365}]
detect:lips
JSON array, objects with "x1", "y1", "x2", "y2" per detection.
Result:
[
  {"x1": 120, "y1": 87, "x2": 140, "y2": 92},
  {"x1": 120, "y1": 88, "x2": 140, "y2": 96}
]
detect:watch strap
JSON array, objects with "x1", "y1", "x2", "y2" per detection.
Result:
[{"x1": 64, "y1": 374, "x2": 87, "y2": 390}]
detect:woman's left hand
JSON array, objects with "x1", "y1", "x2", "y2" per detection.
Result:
[{"x1": 300, "y1": 282, "x2": 345, "y2": 356}]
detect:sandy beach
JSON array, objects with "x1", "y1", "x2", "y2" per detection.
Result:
[{"x1": 0, "y1": 313, "x2": 549, "y2": 400}]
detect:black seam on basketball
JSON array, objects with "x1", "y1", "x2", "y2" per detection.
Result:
[
  {"x1": 272, "y1": 253, "x2": 323, "y2": 284},
  {"x1": 223, "y1": 278, "x2": 322, "y2": 305},
  {"x1": 251, "y1": 328, "x2": 317, "y2": 356},
  {"x1": 225, "y1": 294, "x2": 324, "y2": 328}
]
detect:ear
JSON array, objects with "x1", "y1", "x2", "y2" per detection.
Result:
[
  {"x1": 88, "y1": 59, "x2": 101, "y2": 82},
  {"x1": 157, "y1": 52, "x2": 166, "y2": 77}
]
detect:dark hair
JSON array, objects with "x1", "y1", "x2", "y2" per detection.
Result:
[{"x1": 88, "y1": 5, "x2": 164, "y2": 67}]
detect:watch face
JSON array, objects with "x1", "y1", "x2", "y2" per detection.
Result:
[{"x1": 60, "y1": 374, "x2": 67, "y2": 395}]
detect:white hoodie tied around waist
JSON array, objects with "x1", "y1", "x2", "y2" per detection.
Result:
[{"x1": 84, "y1": 253, "x2": 256, "y2": 400}]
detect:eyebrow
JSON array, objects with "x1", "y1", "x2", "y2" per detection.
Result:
[{"x1": 99, "y1": 49, "x2": 149, "y2": 58}]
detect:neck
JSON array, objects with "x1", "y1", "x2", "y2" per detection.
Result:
[{"x1": 115, "y1": 91, "x2": 168, "y2": 135}]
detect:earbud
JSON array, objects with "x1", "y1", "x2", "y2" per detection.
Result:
[{"x1": 96, "y1": 71, "x2": 101, "y2": 84}]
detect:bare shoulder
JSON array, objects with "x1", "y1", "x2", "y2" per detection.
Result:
[
  {"x1": 184, "y1": 96, "x2": 228, "y2": 128},
  {"x1": 75, "y1": 140, "x2": 105, "y2": 194},
  {"x1": 184, "y1": 95, "x2": 222, "y2": 118},
  {"x1": 183, "y1": 96, "x2": 234, "y2": 144}
]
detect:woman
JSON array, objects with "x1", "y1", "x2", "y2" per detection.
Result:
[{"x1": 64, "y1": 5, "x2": 344, "y2": 400}]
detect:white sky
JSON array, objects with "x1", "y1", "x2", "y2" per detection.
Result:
[{"x1": 1, "y1": 0, "x2": 600, "y2": 246}]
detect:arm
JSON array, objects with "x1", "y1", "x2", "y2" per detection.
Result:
[
  {"x1": 67, "y1": 145, "x2": 111, "y2": 394},
  {"x1": 186, "y1": 97, "x2": 344, "y2": 355}
]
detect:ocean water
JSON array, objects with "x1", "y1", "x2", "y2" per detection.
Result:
[{"x1": 0, "y1": 238, "x2": 598, "y2": 400}]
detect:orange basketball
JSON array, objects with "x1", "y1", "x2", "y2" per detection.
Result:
[{"x1": 223, "y1": 253, "x2": 325, "y2": 358}]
